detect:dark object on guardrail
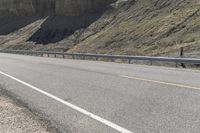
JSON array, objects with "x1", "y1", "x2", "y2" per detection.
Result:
[
  {"x1": 180, "y1": 47, "x2": 186, "y2": 68},
  {"x1": 0, "y1": 50, "x2": 200, "y2": 67}
]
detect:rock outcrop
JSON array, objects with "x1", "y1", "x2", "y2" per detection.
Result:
[
  {"x1": 0, "y1": 0, "x2": 116, "y2": 44},
  {"x1": 0, "y1": 0, "x2": 115, "y2": 17},
  {"x1": 0, "y1": 0, "x2": 200, "y2": 58}
]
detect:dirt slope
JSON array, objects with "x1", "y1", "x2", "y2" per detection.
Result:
[{"x1": 0, "y1": 0, "x2": 200, "y2": 57}]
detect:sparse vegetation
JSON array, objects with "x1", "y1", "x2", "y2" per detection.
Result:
[{"x1": 0, "y1": 0, "x2": 200, "y2": 58}]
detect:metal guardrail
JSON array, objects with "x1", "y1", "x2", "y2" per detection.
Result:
[{"x1": 0, "y1": 50, "x2": 200, "y2": 67}]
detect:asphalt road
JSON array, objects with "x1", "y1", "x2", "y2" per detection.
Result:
[{"x1": 0, "y1": 53, "x2": 200, "y2": 133}]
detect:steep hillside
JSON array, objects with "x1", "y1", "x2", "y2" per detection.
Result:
[
  {"x1": 0, "y1": 0, "x2": 115, "y2": 16},
  {"x1": 0, "y1": 0, "x2": 115, "y2": 45},
  {"x1": 0, "y1": 0, "x2": 200, "y2": 57},
  {"x1": 71, "y1": 0, "x2": 200, "y2": 57}
]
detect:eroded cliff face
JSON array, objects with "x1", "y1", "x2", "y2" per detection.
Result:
[
  {"x1": 55, "y1": 0, "x2": 116, "y2": 16},
  {"x1": 0, "y1": 0, "x2": 116, "y2": 44},
  {"x1": 0, "y1": 0, "x2": 35, "y2": 17},
  {"x1": 0, "y1": 0, "x2": 200, "y2": 58},
  {"x1": 0, "y1": 0, "x2": 115, "y2": 17}
]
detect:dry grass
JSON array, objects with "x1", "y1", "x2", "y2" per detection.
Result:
[{"x1": 0, "y1": 0, "x2": 200, "y2": 57}]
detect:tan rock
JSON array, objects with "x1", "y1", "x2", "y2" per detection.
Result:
[{"x1": 0, "y1": 0, "x2": 116, "y2": 17}]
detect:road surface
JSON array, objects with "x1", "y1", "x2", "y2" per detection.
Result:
[{"x1": 0, "y1": 53, "x2": 200, "y2": 133}]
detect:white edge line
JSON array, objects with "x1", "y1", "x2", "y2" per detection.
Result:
[{"x1": 0, "y1": 71, "x2": 133, "y2": 133}]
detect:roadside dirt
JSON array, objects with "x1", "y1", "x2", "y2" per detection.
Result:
[{"x1": 0, "y1": 94, "x2": 58, "y2": 133}]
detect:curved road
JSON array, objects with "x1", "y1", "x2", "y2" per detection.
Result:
[{"x1": 0, "y1": 53, "x2": 200, "y2": 133}]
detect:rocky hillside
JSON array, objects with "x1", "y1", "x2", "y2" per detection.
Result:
[
  {"x1": 0, "y1": 0, "x2": 200, "y2": 57},
  {"x1": 0, "y1": 0, "x2": 115, "y2": 16}
]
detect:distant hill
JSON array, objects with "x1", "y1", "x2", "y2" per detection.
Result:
[{"x1": 0, "y1": 0, "x2": 200, "y2": 57}]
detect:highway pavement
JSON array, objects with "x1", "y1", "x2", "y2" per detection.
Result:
[{"x1": 0, "y1": 53, "x2": 200, "y2": 133}]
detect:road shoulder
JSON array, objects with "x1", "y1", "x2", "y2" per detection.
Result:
[{"x1": 0, "y1": 88, "x2": 58, "y2": 133}]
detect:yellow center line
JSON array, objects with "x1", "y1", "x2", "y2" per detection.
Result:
[{"x1": 120, "y1": 75, "x2": 200, "y2": 90}]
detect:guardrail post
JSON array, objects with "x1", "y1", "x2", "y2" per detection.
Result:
[
  {"x1": 47, "y1": 54, "x2": 49, "y2": 57},
  {"x1": 180, "y1": 47, "x2": 186, "y2": 68},
  {"x1": 110, "y1": 55, "x2": 114, "y2": 62},
  {"x1": 150, "y1": 60, "x2": 153, "y2": 65},
  {"x1": 176, "y1": 61, "x2": 178, "y2": 68},
  {"x1": 54, "y1": 54, "x2": 56, "y2": 58},
  {"x1": 128, "y1": 59, "x2": 131, "y2": 64},
  {"x1": 62, "y1": 54, "x2": 65, "y2": 58}
]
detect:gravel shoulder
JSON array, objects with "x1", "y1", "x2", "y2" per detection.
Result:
[{"x1": 0, "y1": 91, "x2": 58, "y2": 133}]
